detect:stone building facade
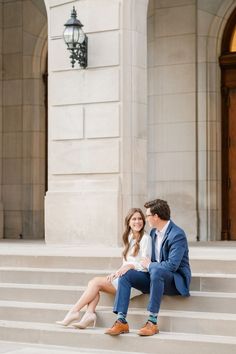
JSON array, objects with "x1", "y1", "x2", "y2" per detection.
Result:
[{"x1": 1, "y1": 0, "x2": 236, "y2": 246}]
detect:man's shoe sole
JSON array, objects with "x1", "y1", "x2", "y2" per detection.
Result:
[
  {"x1": 105, "y1": 330, "x2": 129, "y2": 336},
  {"x1": 138, "y1": 330, "x2": 159, "y2": 336}
]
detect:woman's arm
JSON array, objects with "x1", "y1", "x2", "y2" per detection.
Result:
[{"x1": 124, "y1": 233, "x2": 152, "y2": 271}]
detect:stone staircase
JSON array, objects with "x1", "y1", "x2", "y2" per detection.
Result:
[{"x1": 0, "y1": 242, "x2": 236, "y2": 354}]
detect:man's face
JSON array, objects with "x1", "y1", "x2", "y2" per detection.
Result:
[{"x1": 145, "y1": 208, "x2": 156, "y2": 227}]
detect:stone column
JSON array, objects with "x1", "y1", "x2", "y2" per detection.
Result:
[
  {"x1": 147, "y1": 0, "x2": 197, "y2": 241},
  {"x1": 45, "y1": 0, "x2": 122, "y2": 245},
  {"x1": 1, "y1": 0, "x2": 47, "y2": 240},
  {"x1": 0, "y1": 1, "x2": 3, "y2": 238}
]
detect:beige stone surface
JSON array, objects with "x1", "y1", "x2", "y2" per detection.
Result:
[
  {"x1": 151, "y1": 34, "x2": 195, "y2": 66},
  {"x1": 3, "y1": 28, "x2": 22, "y2": 54},
  {"x1": 50, "y1": 68, "x2": 119, "y2": 105},
  {"x1": 149, "y1": 122, "x2": 196, "y2": 153},
  {"x1": 155, "y1": 4, "x2": 195, "y2": 37},
  {"x1": 149, "y1": 63, "x2": 195, "y2": 95},
  {"x1": 0, "y1": 202, "x2": 3, "y2": 239},
  {"x1": 23, "y1": 106, "x2": 45, "y2": 132},
  {"x1": 149, "y1": 151, "x2": 196, "y2": 181},
  {"x1": 3, "y1": 80, "x2": 22, "y2": 106},
  {"x1": 0, "y1": 0, "x2": 233, "y2": 244},
  {"x1": 0, "y1": 0, "x2": 47, "y2": 241},
  {"x1": 148, "y1": 93, "x2": 196, "y2": 124},
  {"x1": 3, "y1": 1, "x2": 23, "y2": 28},
  {"x1": 85, "y1": 103, "x2": 119, "y2": 139},
  {"x1": 23, "y1": 0, "x2": 47, "y2": 36},
  {"x1": 3, "y1": 211, "x2": 22, "y2": 239},
  {"x1": 50, "y1": 0, "x2": 119, "y2": 38},
  {"x1": 2, "y1": 133, "x2": 22, "y2": 158},
  {"x1": 154, "y1": 0, "x2": 195, "y2": 8},
  {"x1": 50, "y1": 139, "x2": 119, "y2": 174},
  {"x1": 51, "y1": 105, "x2": 84, "y2": 140},
  {"x1": 3, "y1": 106, "x2": 22, "y2": 132},
  {"x1": 45, "y1": 190, "x2": 121, "y2": 245},
  {"x1": 3, "y1": 54, "x2": 23, "y2": 80}
]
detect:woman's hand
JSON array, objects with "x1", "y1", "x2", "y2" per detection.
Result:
[
  {"x1": 114, "y1": 264, "x2": 135, "y2": 277},
  {"x1": 106, "y1": 273, "x2": 117, "y2": 283},
  {"x1": 107, "y1": 264, "x2": 135, "y2": 283},
  {"x1": 141, "y1": 257, "x2": 151, "y2": 269}
]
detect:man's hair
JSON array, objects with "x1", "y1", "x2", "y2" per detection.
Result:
[{"x1": 144, "y1": 198, "x2": 170, "y2": 220}]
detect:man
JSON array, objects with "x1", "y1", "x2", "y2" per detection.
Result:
[{"x1": 105, "y1": 198, "x2": 191, "y2": 336}]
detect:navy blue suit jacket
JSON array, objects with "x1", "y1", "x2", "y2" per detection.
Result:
[{"x1": 149, "y1": 220, "x2": 191, "y2": 296}]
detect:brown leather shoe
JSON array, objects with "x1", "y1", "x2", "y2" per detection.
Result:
[
  {"x1": 105, "y1": 320, "x2": 129, "y2": 336},
  {"x1": 137, "y1": 321, "x2": 159, "y2": 336}
]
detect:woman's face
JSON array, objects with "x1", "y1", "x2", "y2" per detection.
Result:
[{"x1": 129, "y1": 212, "x2": 144, "y2": 233}]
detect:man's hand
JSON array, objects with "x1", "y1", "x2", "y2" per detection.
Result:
[{"x1": 141, "y1": 257, "x2": 151, "y2": 269}]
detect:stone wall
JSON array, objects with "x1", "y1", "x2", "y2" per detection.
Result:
[
  {"x1": 45, "y1": 0, "x2": 122, "y2": 245},
  {"x1": 43, "y1": 0, "x2": 236, "y2": 244},
  {"x1": 0, "y1": 1, "x2": 3, "y2": 238},
  {"x1": 147, "y1": 0, "x2": 197, "y2": 240},
  {"x1": 1, "y1": 0, "x2": 47, "y2": 239}
]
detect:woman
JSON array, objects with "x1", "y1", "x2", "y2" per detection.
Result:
[{"x1": 56, "y1": 208, "x2": 151, "y2": 329}]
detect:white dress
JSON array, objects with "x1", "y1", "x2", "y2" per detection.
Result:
[{"x1": 112, "y1": 232, "x2": 151, "y2": 298}]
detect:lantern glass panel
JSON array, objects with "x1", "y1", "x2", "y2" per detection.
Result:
[
  {"x1": 78, "y1": 28, "x2": 86, "y2": 44},
  {"x1": 63, "y1": 27, "x2": 73, "y2": 47},
  {"x1": 63, "y1": 27, "x2": 80, "y2": 48}
]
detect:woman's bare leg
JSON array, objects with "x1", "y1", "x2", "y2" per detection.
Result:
[
  {"x1": 57, "y1": 276, "x2": 115, "y2": 325},
  {"x1": 86, "y1": 293, "x2": 100, "y2": 313},
  {"x1": 71, "y1": 276, "x2": 116, "y2": 313},
  {"x1": 71, "y1": 277, "x2": 116, "y2": 329}
]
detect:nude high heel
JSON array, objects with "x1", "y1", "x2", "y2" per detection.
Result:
[
  {"x1": 72, "y1": 312, "x2": 97, "y2": 329},
  {"x1": 56, "y1": 311, "x2": 80, "y2": 326}
]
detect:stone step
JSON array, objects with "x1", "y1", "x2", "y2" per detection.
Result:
[
  {"x1": 0, "y1": 301, "x2": 236, "y2": 337},
  {"x1": 0, "y1": 283, "x2": 81, "y2": 304},
  {"x1": 0, "y1": 257, "x2": 235, "y2": 274},
  {"x1": 0, "y1": 254, "x2": 121, "y2": 270},
  {"x1": 1, "y1": 267, "x2": 236, "y2": 293},
  {"x1": 0, "y1": 283, "x2": 236, "y2": 313},
  {"x1": 0, "y1": 267, "x2": 108, "y2": 286},
  {"x1": 0, "y1": 320, "x2": 235, "y2": 354},
  {"x1": 0, "y1": 341, "x2": 143, "y2": 354},
  {"x1": 191, "y1": 273, "x2": 236, "y2": 292},
  {"x1": 0, "y1": 245, "x2": 236, "y2": 274},
  {"x1": 190, "y1": 259, "x2": 236, "y2": 274}
]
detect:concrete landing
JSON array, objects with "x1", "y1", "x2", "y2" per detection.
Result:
[
  {"x1": 0, "y1": 341, "x2": 144, "y2": 354},
  {"x1": 0, "y1": 240, "x2": 236, "y2": 259}
]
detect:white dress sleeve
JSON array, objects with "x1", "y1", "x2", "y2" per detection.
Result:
[{"x1": 123, "y1": 232, "x2": 152, "y2": 271}]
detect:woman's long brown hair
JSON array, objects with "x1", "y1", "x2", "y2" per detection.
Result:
[{"x1": 122, "y1": 208, "x2": 146, "y2": 260}]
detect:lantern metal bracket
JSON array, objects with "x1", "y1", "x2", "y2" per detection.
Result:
[{"x1": 66, "y1": 36, "x2": 88, "y2": 68}]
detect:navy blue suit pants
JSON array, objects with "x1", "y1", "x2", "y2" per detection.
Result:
[{"x1": 113, "y1": 267, "x2": 180, "y2": 315}]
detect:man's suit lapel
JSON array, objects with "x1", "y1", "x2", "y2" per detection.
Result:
[{"x1": 160, "y1": 220, "x2": 173, "y2": 261}]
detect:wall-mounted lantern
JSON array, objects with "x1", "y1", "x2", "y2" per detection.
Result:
[{"x1": 63, "y1": 6, "x2": 88, "y2": 68}]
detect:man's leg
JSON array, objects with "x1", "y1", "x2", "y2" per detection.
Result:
[
  {"x1": 113, "y1": 270, "x2": 150, "y2": 314},
  {"x1": 105, "y1": 270, "x2": 150, "y2": 336},
  {"x1": 148, "y1": 266, "x2": 179, "y2": 313},
  {"x1": 138, "y1": 266, "x2": 179, "y2": 336}
]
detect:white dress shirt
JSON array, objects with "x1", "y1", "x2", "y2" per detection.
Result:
[
  {"x1": 123, "y1": 231, "x2": 152, "y2": 271},
  {"x1": 112, "y1": 231, "x2": 152, "y2": 297},
  {"x1": 154, "y1": 221, "x2": 170, "y2": 262}
]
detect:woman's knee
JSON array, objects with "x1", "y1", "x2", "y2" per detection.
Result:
[{"x1": 88, "y1": 276, "x2": 105, "y2": 288}]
